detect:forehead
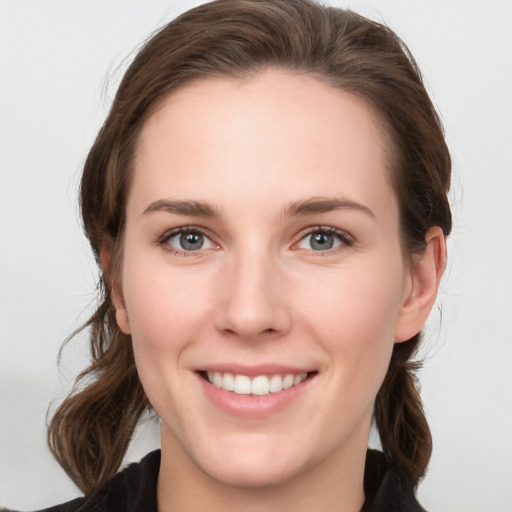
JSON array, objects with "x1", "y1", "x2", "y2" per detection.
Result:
[{"x1": 131, "y1": 70, "x2": 397, "y2": 220}]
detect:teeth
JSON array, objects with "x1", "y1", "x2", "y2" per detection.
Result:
[
  {"x1": 213, "y1": 371, "x2": 222, "y2": 387},
  {"x1": 283, "y1": 374, "x2": 294, "y2": 389},
  {"x1": 206, "y1": 371, "x2": 308, "y2": 395},
  {"x1": 234, "y1": 375, "x2": 252, "y2": 394},
  {"x1": 223, "y1": 372, "x2": 234, "y2": 391},
  {"x1": 269, "y1": 374, "x2": 283, "y2": 393},
  {"x1": 251, "y1": 375, "x2": 270, "y2": 396}
]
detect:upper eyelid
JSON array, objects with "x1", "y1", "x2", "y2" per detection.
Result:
[
  {"x1": 158, "y1": 225, "x2": 216, "y2": 243},
  {"x1": 294, "y1": 225, "x2": 354, "y2": 243},
  {"x1": 157, "y1": 227, "x2": 219, "y2": 256},
  {"x1": 156, "y1": 224, "x2": 354, "y2": 250}
]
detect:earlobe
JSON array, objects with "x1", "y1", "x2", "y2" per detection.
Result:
[
  {"x1": 394, "y1": 226, "x2": 446, "y2": 343},
  {"x1": 115, "y1": 308, "x2": 131, "y2": 335},
  {"x1": 100, "y1": 238, "x2": 131, "y2": 335}
]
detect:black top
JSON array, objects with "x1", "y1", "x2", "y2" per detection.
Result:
[{"x1": 9, "y1": 450, "x2": 426, "y2": 512}]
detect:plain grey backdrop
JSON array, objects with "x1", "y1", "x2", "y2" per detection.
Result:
[{"x1": 1, "y1": 1, "x2": 511, "y2": 510}]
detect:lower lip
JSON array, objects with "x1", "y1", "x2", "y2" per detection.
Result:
[{"x1": 197, "y1": 373, "x2": 315, "y2": 418}]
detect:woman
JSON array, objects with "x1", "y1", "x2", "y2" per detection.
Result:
[{"x1": 9, "y1": 0, "x2": 451, "y2": 510}]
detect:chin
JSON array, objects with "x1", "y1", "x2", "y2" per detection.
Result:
[
  {"x1": 191, "y1": 432, "x2": 324, "y2": 490},
  {"x1": 203, "y1": 456, "x2": 304, "y2": 489}
]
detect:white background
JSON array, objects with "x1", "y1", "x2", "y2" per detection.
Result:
[{"x1": 1, "y1": 1, "x2": 511, "y2": 510}]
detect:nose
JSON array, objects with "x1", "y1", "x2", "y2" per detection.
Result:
[{"x1": 214, "y1": 248, "x2": 292, "y2": 341}]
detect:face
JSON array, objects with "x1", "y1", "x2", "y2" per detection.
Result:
[{"x1": 115, "y1": 70, "x2": 416, "y2": 488}]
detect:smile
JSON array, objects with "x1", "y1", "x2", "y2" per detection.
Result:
[{"x1": 206, "y1": 371, "x2": 309, "y2": 395}]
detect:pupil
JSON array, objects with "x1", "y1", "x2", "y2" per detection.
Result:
[
  {"x1": 180, "y1": 232, "x2": 203, "y2": 250},
  {"x1": 311, "y1": 232, "x2": 333, "y2": 250}
]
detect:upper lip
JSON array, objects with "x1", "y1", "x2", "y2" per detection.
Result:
[{"x1": 196, "y1": 363, "x2": 315, "y2": 377}]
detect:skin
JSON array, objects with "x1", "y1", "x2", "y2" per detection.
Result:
[{"x1": 107, "y1": 70, "x2": 445, "y2": 512}]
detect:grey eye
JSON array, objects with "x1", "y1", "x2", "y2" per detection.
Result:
[
  {"x1": 179, "y1": 232, "x2": 204, "y2": 250},
  {"x1": 310, "y1": 232, "x2": 335, "y2": 250},
  {"x1": 297, "y1": 229, "x2": 344, "y2": 251},
  {"x1": 166, "y1": 230, "x2": 216, "y2": 252}
]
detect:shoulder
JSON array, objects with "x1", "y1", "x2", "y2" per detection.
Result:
[{"x1": 3, "y1": 450, "x2": 161, "y2": 512}]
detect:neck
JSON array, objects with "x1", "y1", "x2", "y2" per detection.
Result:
[{"x1": 157, "y1": 427, "x2": 368, "y2": 512}]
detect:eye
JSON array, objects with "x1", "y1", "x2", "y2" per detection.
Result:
[
  {"x1": 162, "y1": 228, "x2": 217, "y2": 253},
  {"x1": 296, "y1": 227, "x2": 353, "y2": 252}
]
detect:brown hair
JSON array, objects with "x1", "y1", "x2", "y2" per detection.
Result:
[{"x1": 48, "y1": 0, "x2": 451, "y2": 494}]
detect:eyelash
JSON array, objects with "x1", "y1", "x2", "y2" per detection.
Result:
[
  {"x1": 156, "y1": 225, "x2": 354, "y2": 256},
  {"x1": 295, "y1": 226, "x2": 355, "y2": 254},
  {"x1": 156, "y1": 226, "x2": 218, "y2": 257}
]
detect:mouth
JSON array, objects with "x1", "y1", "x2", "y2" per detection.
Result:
[{"x1": 199, "y1": 370, "x2": 317, "y2": 396}]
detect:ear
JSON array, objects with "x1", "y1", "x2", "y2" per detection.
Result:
[
  {"x1": 100, "y1": 238, "x2": 131, "y2": 335},
  {"x1": 394, "y1": 226, "x2": 446, "y2": 343}
]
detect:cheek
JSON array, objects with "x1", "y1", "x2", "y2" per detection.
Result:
[
  {"x1": 297, "y1": 260, "x2": 404, "y2": 389},
  {"x1": 121, "y1": 257, "x2": 212, "y2": 351},
  {"x1": 119, "y1": 257, "x2": 214, "y2": 412},
  {"x1": 118, "y1": 266, "x2": 215, "y2": 425},
  {"x1": 299, "y1": 258, "x2": 403, "y2": 333}
]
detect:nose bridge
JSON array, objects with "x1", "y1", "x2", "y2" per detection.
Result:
[{"x1": 215, "y1": 242, "x2": 290, "y2": 340}]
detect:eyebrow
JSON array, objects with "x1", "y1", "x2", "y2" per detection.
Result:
[
  {"x1": 143, "y1": 199, "x2": 220, "y2": 218},
  {"x1": 142, "y1": 196, "x2": 375, "y2": 220},
  {"x1": 283, "y1": 197, "x2": 375, "y2": 219}
]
